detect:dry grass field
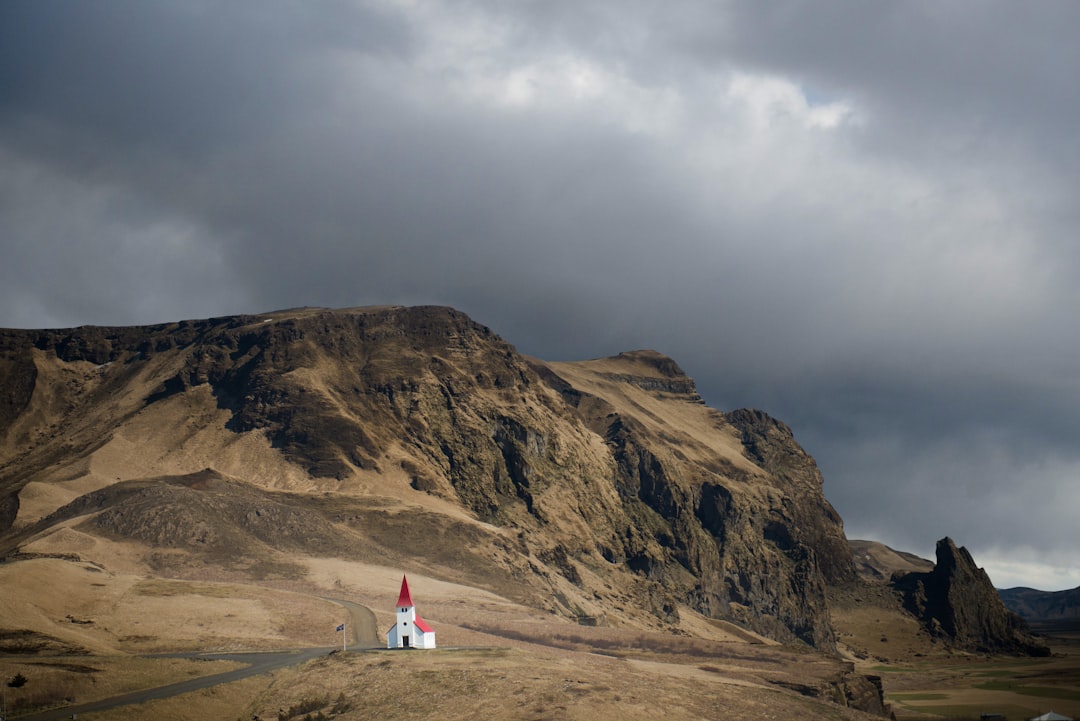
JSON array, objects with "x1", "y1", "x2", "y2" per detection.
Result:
[
  {"x1": 0, "y1": 655, "x2": 245, "y2": 716},
  {"x1": 12, "y1": 637, "x2": 879, "y2": 721},
  {"x1": 0, "y1": 550, "x2": 887, "y2": 720},
  {"x1": 6, "y1": 583, "x2": 1079, "y2": 721},
  {"x1": 239, "y1": 644, "x2": 864, "y2": 721}
]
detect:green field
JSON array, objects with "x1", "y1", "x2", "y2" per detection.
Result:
[{"x1": 886, "y1": 657, "x2": 1080, "y2": 721}]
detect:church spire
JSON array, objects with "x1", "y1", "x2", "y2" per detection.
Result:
[{"x1": 396, "y1": 574, "x2": 414, "y2": 608}]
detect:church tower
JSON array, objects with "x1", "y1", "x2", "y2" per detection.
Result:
[{"x1": 386, "y1": 575, "x2": 436, "y2": 649}]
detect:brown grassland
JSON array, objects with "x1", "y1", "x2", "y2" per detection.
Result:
[
  {"x1": 5, "y1": 599, "x2": 1078, "y2": 721},
  {"x1": 0, "y1": 549, "x2": 882, "y2": 720}
]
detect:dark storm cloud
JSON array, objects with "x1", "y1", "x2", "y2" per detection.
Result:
[
  {"x1": 2, "y1": 1, "x2": 1078, "y2": 587},
  {"x1": 721, "y1": 2, "x2": 1080, "y2": 144}
]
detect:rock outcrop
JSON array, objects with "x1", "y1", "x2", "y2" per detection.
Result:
[{"x1": 894, "y1": 537, "x2": 1048, "y2": 655}]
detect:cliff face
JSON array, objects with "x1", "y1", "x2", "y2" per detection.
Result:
[
  {"x1": 0, "y1": 306, "x2": 856, "y2": 648},
  {"x1": 894, "y1": 537, "x2": 1048, "y2": 655},
  {"x1": 709, "y1": 409, "x2": 856, "y2": 647}
]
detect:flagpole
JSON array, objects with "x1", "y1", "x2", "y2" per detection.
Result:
[{"x1": 335, "y1": 621, "x2": 347, "y2": 651}]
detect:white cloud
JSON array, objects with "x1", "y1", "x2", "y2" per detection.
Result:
[
  {"x1": 725, "y1": 72, "x2": 858, "y2": 133},
  {"x1": 982, "y1": 552, "x2": 1080, "y2": 592}
]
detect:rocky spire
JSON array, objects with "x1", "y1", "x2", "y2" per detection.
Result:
[{"x1": 894, "y1": 537, "x2": 1048, "y2": 655}]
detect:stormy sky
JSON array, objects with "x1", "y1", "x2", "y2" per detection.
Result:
[{"x1": 3, "y1": 1, "x2": 1078, "y2": 590}]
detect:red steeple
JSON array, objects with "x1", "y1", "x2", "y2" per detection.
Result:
[{"x1": 396, "y1": 574, "x2": 414, "y2": 608}]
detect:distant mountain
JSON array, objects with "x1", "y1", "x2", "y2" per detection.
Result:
[{"x1": 1000, "y1": 586, "x2": 1080, "y2": 621}]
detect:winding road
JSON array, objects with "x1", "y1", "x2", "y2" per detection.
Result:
[
  {"x1": 320, "y1": 595, "x2": 381, "y2": 649},
  {"x1": 12, "y1": 597, "x2": 381, "y2": 721}
]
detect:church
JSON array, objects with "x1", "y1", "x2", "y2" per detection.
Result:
[{"x1": 386, "y1": 575, "x2": 436, "y2": 649}]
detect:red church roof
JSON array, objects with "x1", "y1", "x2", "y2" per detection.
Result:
[
  {"x1": 414, "y1": 616, "x2": 434, "y2": 633},
  {"x1": 396, "y1": 575, "x2": 414, "y2": 608}
]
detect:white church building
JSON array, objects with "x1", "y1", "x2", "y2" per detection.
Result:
[{"x1": 386, "y1": 575, "x2": 436, "y2": 649}]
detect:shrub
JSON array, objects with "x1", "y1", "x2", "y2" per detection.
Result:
[{"x1": 277, "y1": 696, "x2": 328, "y2": 721}]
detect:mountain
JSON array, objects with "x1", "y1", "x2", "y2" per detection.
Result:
[
  {"x1": 0, "y1": 305, "x2": 856, "y2": 651},
  {"x1": 1000, "y1": 585, "x2": 1080, "y2": 621}
]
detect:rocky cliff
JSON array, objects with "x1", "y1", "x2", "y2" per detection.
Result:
[
  {"x1": 894, "y1": 537, "x2": 1048, "y2": 655},
  {"x1": 0, "y1": 306, "x2": 857, "y2": 649}
]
